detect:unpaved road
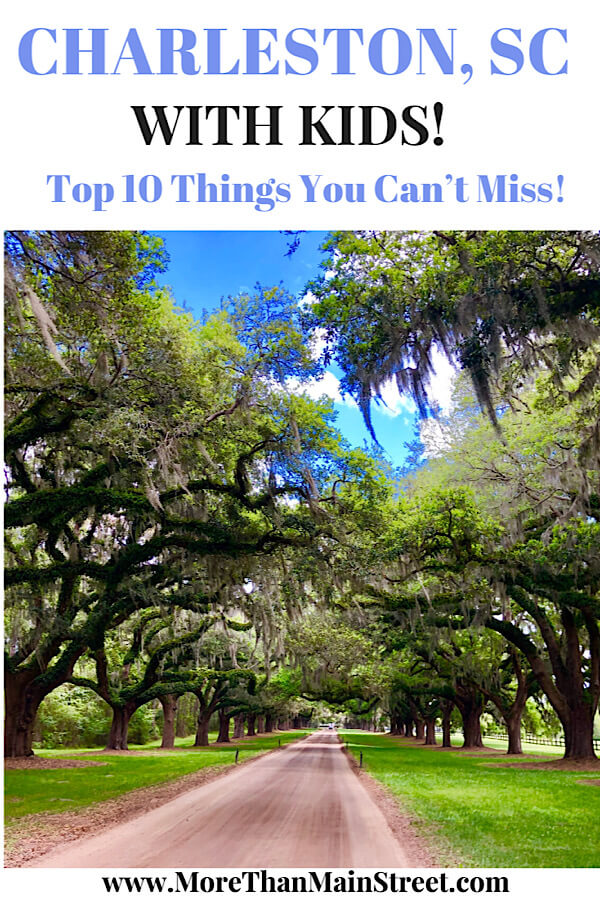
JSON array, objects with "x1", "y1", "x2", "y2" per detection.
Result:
[{"x1": 28, "y1": 732, "x2": 409, "y2": 868}]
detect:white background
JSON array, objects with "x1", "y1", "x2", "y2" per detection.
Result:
[
  {"x1": 2, "y1": 867, "x2": 598, "y2": 897},
  {"x1": 1, "y1": 0, "x2": 599, "y2": 228}
]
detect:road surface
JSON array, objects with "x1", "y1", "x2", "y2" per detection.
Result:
[{"x1": 28, "y1": 732, "x2": 408, "y2": 868}]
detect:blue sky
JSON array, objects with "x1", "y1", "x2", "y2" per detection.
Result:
[{"x1": 152, "y1": 230, "x2": 425, "y2": 468}]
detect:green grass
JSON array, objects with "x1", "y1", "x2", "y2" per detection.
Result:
[
  {"x1": 5, "y1": 732, "x2": 306, "y2": 822},
  {"x1": 477, "y1": 736, "x2": 563, "y2": 755},
  {"x1": 342, "y1": 732, "x2": 600, "y2": 868},
  {"x1": 440, "y1": 733, "x2": 563, "y2": 756}
]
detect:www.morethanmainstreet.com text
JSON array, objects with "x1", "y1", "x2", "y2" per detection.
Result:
[{"x1": 102, "y1": 870, "x2": 510, "y2": 895}]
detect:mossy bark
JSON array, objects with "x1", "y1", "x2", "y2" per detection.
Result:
[
  {"x1": 217, "y1": 709, "x2": 231, "y2": 743},
  {"x1": 233, "y1": 713, "x2": 245, "y2": 739},
  {"x1": 106, "y1": 702, "x2": 138, "y2": 750},
  {"x1": 456, "y1": 692, "x2": 484, "y2": 749},
  {"x1": 4, "y1": 671, "x2": 45, "y2": 758},
  {"x1": 424, "y1": 717, "x2": 437, "y2": 745}
]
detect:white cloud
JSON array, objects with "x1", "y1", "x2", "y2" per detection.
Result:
[
  {"x1": 308, "y1": 326, "x2": 328, "y2": 362},
  {"x1": 299, "y1": 290, "x2": 318, "y2": 307},
  {"x1": 363, "y1": 348, "x2": 456, "y2": 420},
  {"x1": 418, "y1": 350, "x2": 459, "y2": 457},
  {"x1": 427, "y1": 347, "x2": 456, "y2": 413},
  {"x1": 376, "y1": 380, "x2": 417, "y2": 418},
  {"x1": 287, "y1": 371, "x2": 357, "y2": 408},
  {"x1": 288, "y1": 344, "x2": 456, "y2": 424},
  {"x1": 291, "y1": 371, "x2": 418, "y2": 418}
]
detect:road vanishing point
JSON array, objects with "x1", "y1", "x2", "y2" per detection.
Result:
[{"x1": 29, "y1": 732, "x2": 408, "y2": 867}]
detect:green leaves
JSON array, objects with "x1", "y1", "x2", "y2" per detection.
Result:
[
  {"x1": 4, "y1": 231, "x2": 399, "y2": 755},
  {"x1": 307, "y1": 230, "x2": 600, "y2": 433}
]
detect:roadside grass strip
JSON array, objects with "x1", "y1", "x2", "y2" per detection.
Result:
[
  {"x1": 5, "y1": 731, "x2": 307, "y2": 821},
  {"x1": 342, "y1": 732, "x2": 600, "y2": 868}
]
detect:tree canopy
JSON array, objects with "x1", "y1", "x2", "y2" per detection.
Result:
[
  {"x1": 5, "y1": 229, "x2": 599, "y2": 762},
  {"x1": 4, "y1": 230, "x2": 384, "y2": 756},
  {"x1": 306, "y1": 230, "x2": 600, "y2": 436}
]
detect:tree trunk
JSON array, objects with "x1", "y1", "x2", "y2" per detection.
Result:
[
  {"x1": 160, "y1": 694, "x2": 178, "y2": 749},
  {"x1": 217, "y1": 709, "x2": 231, "y2": 743},
  {"x1": 256, "y1": 715, "x2": 265, "y2": 733},
  {"x1": 265, "y1": 713, "x2": 274, "y2": 733},
  {"x1": 414, "y1": 717, "x2": 425, "y2": 741},
  {"x1": 563, "y1": 703, "x2": 596, "y2": 760},
  {"x1": 441, "y1": 701, "x2": 453, "y2": 748},
  {"x1": 489, "y1": 592, "x2": 599, "y2": 762},
  {"x1": 424, "y1": 717, "x2": 437, "y2": 745},
  {"x1": 233, "y1": 713, "x2": 245, "y2": 739},
  {"x1": 195, "y1": 710, "x2": 211, "y2": 747},
  {"x1": 486, "y1": 649, "x2": 528, "y2": 756},
  {"x1": 106, "y1": 704, "x2": 136, "y2": 750},
  {"x1": 4, "y1": 670, "x2": 45, "y2": 758},
  {"x1": 404, "y1": 718, "x2": 414, "y2": 738},
  {"x1": 457, "y1": 694, "x2": 484, "y2": 749},
  {"x1": 246, "y1": 713, "x2": 256, "y2": 737},
  {"x1": 505, "y1": 714, "x2": 523, "y2": 755}
]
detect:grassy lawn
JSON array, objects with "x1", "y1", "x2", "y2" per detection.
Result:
[
  {"x1": 443, "y1": 733, "x2": 564, "y2": 755},
  {"x1": 5, "y1": 731, "x2": 306, "y2": 822},
  {"x1": 342, "y1": 732, "x2": 600, "y2": 868}
]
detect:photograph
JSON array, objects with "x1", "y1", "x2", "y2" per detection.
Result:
[{"x1": 4, "y1": 229, "x2": 600, "y2": 870}]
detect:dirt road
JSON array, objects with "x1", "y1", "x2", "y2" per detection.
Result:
[{"x1": 28, "y1": 732, "x2": 409, "y2": 868}]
